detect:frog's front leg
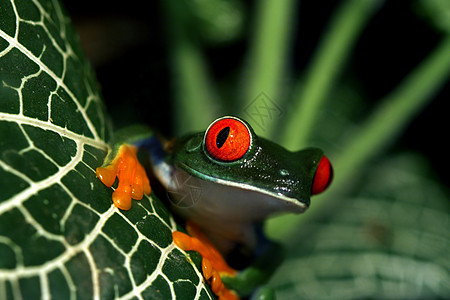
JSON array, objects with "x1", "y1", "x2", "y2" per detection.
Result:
[
  {"x1": 173, "y1": 221, "x2": 240, "y2": 300},
  {"x1": 173, "y1": 222, "x2": 282, "y2": 300},
  {"x1": 96, "y1": 126, "x2": 153, "y2": 210}
]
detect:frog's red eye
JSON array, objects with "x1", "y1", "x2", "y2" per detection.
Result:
[
  {"x1": 205, "y1": 117, "x2": 251, "y2": 162},
  {"x1": 311, "y1": 155, "x2": 333, "y2": 195}
]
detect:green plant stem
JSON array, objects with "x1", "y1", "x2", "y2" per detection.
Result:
[
  {"x1": 267, "y1": 35, "x2": 450, "y2": 240},
  {"x1": 280, "y1": 0, "x2": 380, "y2": 150},
  {"x1": 162, "y1": 0, "x2": 216, "y2": 134},
  {"x1": 242, "y1": 0, "x2": 296, "y2": 137},
  {"x1": 332, "y1": 34, "x2": 450, "y2": 192},
  {"x1": 173, "y1": 40, "x2": 217, "y2": 133}
]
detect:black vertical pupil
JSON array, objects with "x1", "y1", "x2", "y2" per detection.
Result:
[{"x1": 216, "y1": 127, "x2": 230, "y2": 148}]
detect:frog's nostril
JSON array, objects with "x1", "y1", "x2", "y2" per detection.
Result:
[{"x1": 311, "y1": 155, "x2": 333, "y2": 195}]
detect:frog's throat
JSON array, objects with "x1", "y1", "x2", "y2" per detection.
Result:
[{"x1": 179, "y1": 163, "x2": 309, "y2": 211}]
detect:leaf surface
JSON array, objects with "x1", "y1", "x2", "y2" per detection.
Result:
[
  {"x1": 0, "y1": 0, "x2": 213, "y2": 299},
  {"x1": 269, "y1": 154, "x2": 450, "y2": 299}
]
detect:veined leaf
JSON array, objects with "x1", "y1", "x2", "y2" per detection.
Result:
[
  {"x1": 0, "y1": 0, "x2": 213, "y2": 299},
  {"x1": 269, "y1": 153, "x2": 450, "y2": 299}
]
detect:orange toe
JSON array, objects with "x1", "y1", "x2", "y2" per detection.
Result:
[
  {"x1": 112, "y1": 189, "x2": 132, "y2": 210},
  {"x1": 202, "y1": 257, "x2": 213, "y2": 280},
  {"x1": 96, "y1": 166, "x2": 117, "y2": 187},
  {"x1": 96, "y1": 144, "x2": 151, "y2": 210}
]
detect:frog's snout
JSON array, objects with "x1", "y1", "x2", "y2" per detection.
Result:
[{"x1": 311, "y1": 155, "x2": 333, "y2": 195}]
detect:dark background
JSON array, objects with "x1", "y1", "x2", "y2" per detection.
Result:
[{"x1": 62, "y1": 0, "x2": 449, "y2": 185}]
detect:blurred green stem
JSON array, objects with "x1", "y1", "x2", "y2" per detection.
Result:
[
  {"x1": 267, "y1": 34, "x2": 450, "y2": 240},
  {"x1": 332, "y1": 34, "x2": 450, "y2": 192},
  {"x1": 162, "y1": 0, "x2": 216, "y2": 134},
  {"x1": 243, "y1": 0, "x2": 296, "y2": 137},
  {"x1": 280, "y1": 0, "x2": 380, "y2": 149}
]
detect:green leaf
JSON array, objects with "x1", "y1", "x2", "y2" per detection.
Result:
[
  {"x1": 0, "y1": 0, "x2": 213, "y2": 299},
  {"x1": 414, "y1": 0, "x2": 450, "y2": 34},
  {"x1": 187, "y1": 0, "x2": 245, "y2": 45},
  {"x1": 269, "y1": 153, "x2": 450, "y2": 299}
]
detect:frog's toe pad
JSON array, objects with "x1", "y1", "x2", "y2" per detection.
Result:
[{"x1": 96, "y1": 144, "x2": 151, "y2": 210}]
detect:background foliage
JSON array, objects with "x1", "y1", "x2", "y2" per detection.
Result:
[
  {"x1": 1, "y1": 0, "x2": 449, "y2": 299},
  {"x1": 0, "y1": 0, "x2": 214, "y2": 298},
  {"x1": 65, "y1": 0, "x2": 450, "y2": 298}
]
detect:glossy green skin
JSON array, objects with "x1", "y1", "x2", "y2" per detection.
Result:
[
  {"x1": 161, "y1": 117, "x2": 324, "y2": 299},
  {"x1": 170, "y1": 118, "x2": 323, "y2": 209},
  {"x1": 111, "y1": 117, "x2": 326, "y2": 299}
]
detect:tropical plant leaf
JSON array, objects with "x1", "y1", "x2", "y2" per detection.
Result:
[
  {"x1": 0, "y1": 0, "x2": 213, "y2": 299},
  {"x1": 269, "y1": 153, "x2": 450, "y2": 299}
]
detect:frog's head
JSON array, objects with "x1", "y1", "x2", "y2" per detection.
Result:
[{"x1": 171, "y1": 116, "x2": 333, "y2": 218}]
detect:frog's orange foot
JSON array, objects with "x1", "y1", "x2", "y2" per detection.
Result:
[
  {"x1": 172, "y1": 222, "x2": 239, "y2": 300},
  {"x1": 96, "y1": 144, "x2": 151, "y2": 210}
]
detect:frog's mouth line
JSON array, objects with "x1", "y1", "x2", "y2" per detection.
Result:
[{"x1": 180, "y1": 163, "x2": 309, "y2": 211}]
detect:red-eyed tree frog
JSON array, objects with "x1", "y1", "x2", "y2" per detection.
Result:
[{"x1": 96, "y1": 116, "x2": 333, "y2": 300}]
